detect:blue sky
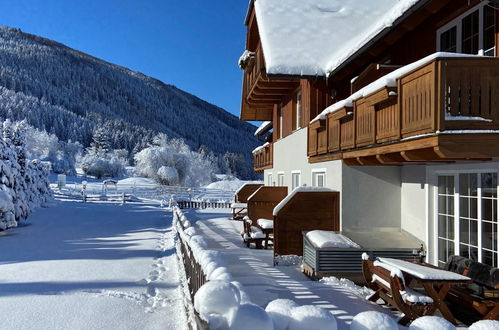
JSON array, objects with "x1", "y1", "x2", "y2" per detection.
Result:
[{"x1": 0, "y1": 0, "x2": 249, "y2": 118}]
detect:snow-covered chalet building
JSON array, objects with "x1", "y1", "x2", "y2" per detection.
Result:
[{"x1": 240, "y1": 0, "x2": 499, "y2": 268}]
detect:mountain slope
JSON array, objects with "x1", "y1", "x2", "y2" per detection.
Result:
[{"x1": 0, "y1": 26, "x2": 258, "y2": 178}]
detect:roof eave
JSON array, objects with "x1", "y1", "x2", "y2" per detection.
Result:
[
  {"x1": 244, "y1": 0, "x2": 255, "y2": 26},
  {"x1": 328, "y1": 0, "x2": 433, "y2": 78}
]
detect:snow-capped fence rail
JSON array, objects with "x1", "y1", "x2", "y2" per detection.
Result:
[
  {"x1": 177, "y1": 200, "x2": 231, "y2": 209},
  {"x1": 173, "y1": 207, "x2": 210, "y2": 330}
]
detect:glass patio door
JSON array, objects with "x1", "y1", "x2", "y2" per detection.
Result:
[{"x1": 436, "y1": 172, "x2": 498, "y2": 267}]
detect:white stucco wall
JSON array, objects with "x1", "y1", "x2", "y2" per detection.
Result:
[
  {"x1": 265, "y1": 127, "x2": 402, "y2": 230},
  {"x1": 261, "y1": 128, "x2": 499, "y2": 266},
  {"x1": 341, "y1": 165, "x2": 401, "y2": 230},
  {"x1": 400, "y1": 165, "x2": 427, "y2": 243}
]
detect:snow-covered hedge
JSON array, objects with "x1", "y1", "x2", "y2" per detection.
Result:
[
  {"x1": 0, "y1": 121, "x2": 52, "y2": 230},
  {"x1": 173, "y1": 207, "x2": 338, "y2": 330}
]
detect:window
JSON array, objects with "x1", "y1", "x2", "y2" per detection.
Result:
[
  {"x1": 312, "y1": 171, "x2": 326, "y2": 188},
  {"x1": 267, "y1": 173, "x2": 273, "y2": 186},
  {"x1": 277, "y1": 173, "x2": 285, "y2": 186},
  {"x1": 437, "y1": 176, "x2": 455, "y2": 267},
  {"x1": 437, "y1": 4, "x2": 496, "y2": 56},
  {"x1": 279, "y1": 106, "x2": 283, "y2": 139},
  {"x1": 293, "y1": 91, "x2": 302, "y2": 131},
  {"x1": 436, "y1": 172, "x2": 498, "y2": 267},
  {"x1": 440, "y1": 26, "x2": 457, "y2": 52},
  {"x1": 292, "y1": 172, "x2": 301, "y2": 190}
]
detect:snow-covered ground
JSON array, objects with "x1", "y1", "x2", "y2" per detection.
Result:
[
  {"x1": 0, "y1": 197, "x2": 187, "y2": 329},
  {"x1": 183, "y1": 208, "x2": 401, "y2": 330}
]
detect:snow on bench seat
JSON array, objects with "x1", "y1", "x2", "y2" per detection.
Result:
[
  {"x1": 306, "y1": 230, "x2": 360, "y2": 249},
  {"x1": 250, "y1": 226, "x2": 265, "y2": 239},
  {"x1": 257, "y1": 218, "x2": 273, "y2": 229},
  {"x1": 377, "y1": 258, "x2": 471, "y2": 281},
  {"x1": 231, "y1": 202, "x2": 247, "y2": 209}
]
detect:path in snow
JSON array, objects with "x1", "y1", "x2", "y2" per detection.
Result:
[
  {"x1": 185, "y1": 208, "x2": 400, "y2": 330},
  {"x1": 0, "y1": 198, "x2": 187, "y2": 330}
]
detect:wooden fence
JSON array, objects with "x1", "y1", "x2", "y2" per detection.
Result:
[
  {"x1": 173, "y1": 208, "x2": 209, "y2": 330},
  {"x1": 177, "y1": 200, "x2": 232, "y2": 209}
]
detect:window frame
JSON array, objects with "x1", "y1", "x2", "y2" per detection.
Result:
[
  {"x1": 312, "y1": 169, "x2": 327, "y2": 188},
  {"x1": 436, "y1": 2, "x2": 495, "y2": 56},
  {"x1": 291, "y1": 170, "x2": 301, "y2": 190},
  {"x1": 433, "y1": 170, "x2": 499, "y2": 267},
  {"x1": 277, "y1": 172, "x2": 285, "y2": 186},
  {"x1": 267, "y1": 173, "x2": 273, "y2": 186}
]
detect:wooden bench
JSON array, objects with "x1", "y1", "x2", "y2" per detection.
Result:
[
  {"x1": 231, "y1": 184, "x2": 263, "y2": 220},
  {"x1": 362, "y1": 258, "x2": 434, "y2": 325},
  {"x1": 242, "y1": 186, "x2": 287, "y2": 249},
  {"x1": 444, "y1": 255, "x2": 499, "y2": 321}
]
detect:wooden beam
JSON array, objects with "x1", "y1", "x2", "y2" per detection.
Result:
[
  {"x1": 401, "y1": 149, "x2": 442, "y2": 161},
  {"x1": 343, "y1": 158, "x2": 361, "y2": 166},
  {"x1": 357, "y1": 156, "x2": 382, "y2": 166},
  {"x1": 248, "y1": 94, "x2": 283, "y2": 101},
  {"x1": 342, "y1": 136, "x2": 439, "y2": 159},
  {"x1": 256, "y1": 81, "x2": 300, "y2": 89},
  {"x1": 376, "y1": 153, "x2": 405, "y2": 164},
  {"x1": 252, "y1": 88, "x2": 291, "y2": 96}
]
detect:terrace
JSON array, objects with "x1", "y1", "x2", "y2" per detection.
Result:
[{"x1": 308, "y1": 54, "x2": 499, "y2": 166}]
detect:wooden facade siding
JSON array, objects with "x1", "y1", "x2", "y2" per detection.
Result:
[
  {"x1": 308, "y1": 57, "x2": 499, "y2": 165},
  {"x1": 340, "y1": 116, "x2": 355, "y2": 150},
  {"x1": 327, "y1": 116, "x2": 340, "y2": 152},
  {"x1": 375, "y1": 98, "x2": 399, "y2": 143},
  {"x1": 273, "y1": 191, "x2": 340, "y2": 258},
  {"x1": 399, "y1": 62, "x2": 436, "y2": 137},
  {"x1": 247, "y1": 186, "x2": 288, "y2": 227}
]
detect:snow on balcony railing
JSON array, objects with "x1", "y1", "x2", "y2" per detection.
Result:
[{"x1": 312, "y1": 52, "x2": 483, "y2": 123}]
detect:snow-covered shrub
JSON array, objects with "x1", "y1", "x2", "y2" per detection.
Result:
[
  {"x1": 288, "y1": 305, "x2": 337, "y2": 330},
  {"x1": 81, "y1": 153, "x2": 126, "y2": 179},
  {"x1": 157, "y1": 166, "x2": 179, "y2": 185},
  {"x1": 350, "y1": 311, "x2": 397, "y2": 330},
  {"x1": 0, "y1": 121, "x2": 52, "y2": 230},
  {"x1": 134, "y1": 134, "x2": 217, "y2": 187},
  {"x1": 24, "y1": 123, "x2": 81, "y2": 176},
  {"x1": 26, "y1": 160, "x2": 52, "y2": 209},
  {"x1": 265, "y1": 299, "x2": 298, "y2": 330},
  {"x1": 469, "y1": 320, "x2": 499, "y2": 330},
  {"x1": 409, "y1": 316, "x2": 456, "y2": 330},
  {"x1": 230, "y1": 303, "x2": 273, "y2": 330}
]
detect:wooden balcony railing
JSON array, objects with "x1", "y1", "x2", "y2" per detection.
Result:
[
  {"x1": 308, "y1": 57, "x2": 499, "y2": 165},
  {"x1": 253, "y1": 143, "x2": 273, "y2": 172}
]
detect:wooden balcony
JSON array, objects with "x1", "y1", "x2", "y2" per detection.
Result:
[
  {"x1": 253, "y1": 143, "x2": 273, "y2": 173},
  {"x1": 308, "y1": 56, "x2": 499, "y2": 165},
  {"x1": 241, "y1": 44, "x2": 300, "y2": 121}
]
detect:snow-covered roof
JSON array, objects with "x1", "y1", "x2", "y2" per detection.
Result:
[
  {"x1": 312, "y1": 52, "x2": 483, "y2": 123},
  {"x1": 254, "y1": 121, "x2": 272, "y2": 136},
  {"x1": 253, "y1": 0, "x2": 424, "y2": 77}
]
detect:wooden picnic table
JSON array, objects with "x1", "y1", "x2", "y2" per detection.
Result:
[{"x1": 378, "y1": 258, "x2": 472, "y2": 324}]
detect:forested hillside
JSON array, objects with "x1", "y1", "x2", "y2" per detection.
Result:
[{"x1": 0, "y1": 26, "x2": 258, "y2": 178}]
